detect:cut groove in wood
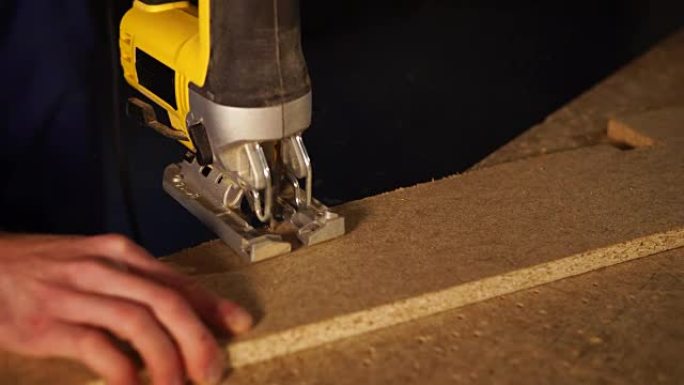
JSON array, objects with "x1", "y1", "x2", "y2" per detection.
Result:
[{"x1": 227, "y1": 229, "x2": 684, "y2": 368}]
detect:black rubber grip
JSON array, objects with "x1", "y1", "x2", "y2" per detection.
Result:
[{"x1": 198, "y1": 0, "x2": 311, "y2": 108}]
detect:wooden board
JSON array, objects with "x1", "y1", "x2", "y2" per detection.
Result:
[
  {"x1": 189, "y1": 109, "x2": 684, "y2": 368},
  {"x1": 225, "y1": 247, "x2": 684, "y2": 385},
  {"x1": 221, "y1": 107, "x2": 684, "y2": 383}
]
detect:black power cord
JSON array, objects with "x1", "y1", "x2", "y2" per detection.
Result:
[{"x1": 105, "y1": 0, "x2": 143, "y2": 244}]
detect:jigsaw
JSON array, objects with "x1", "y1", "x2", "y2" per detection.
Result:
[{"x1": 119, "y1": 0, "x2": 344, "y2": 261}]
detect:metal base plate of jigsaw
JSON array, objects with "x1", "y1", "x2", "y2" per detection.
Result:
[{"x1": 162, "y1": 159, "x2": 345, "y2": 262}]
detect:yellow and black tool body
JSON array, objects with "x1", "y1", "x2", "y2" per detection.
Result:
[{"x1": 119, "y1": 0, "x2": 344, "y2": 262}]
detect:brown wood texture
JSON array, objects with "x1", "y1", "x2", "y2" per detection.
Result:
[
  {"x1": 192, "y1": 108, "x2": 684, "y2": 368},
  {"x1": 2, "y1": 30, "x2": 683, "y2": 385},
  {"x1": 226, "y1": 247, "x2": 683, "y2": 385}
]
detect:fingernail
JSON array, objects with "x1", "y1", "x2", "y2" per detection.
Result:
[
  {"x1": 225, "y1": 308, "x2": 253, "y2": 334},
  {"x1": 205, "y1": 354, "x2": 225, "y2": 385}
]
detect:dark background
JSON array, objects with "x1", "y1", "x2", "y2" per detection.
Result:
[{"x1": 2, "y1": 1, "x2": 683, "y2": 255}]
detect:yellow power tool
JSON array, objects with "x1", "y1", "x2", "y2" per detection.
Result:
[{"x1": 119, "y1": 0, "x2": 345, "y2": 262}]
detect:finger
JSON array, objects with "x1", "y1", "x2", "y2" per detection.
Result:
[
  {"x1": 128, "y1": 268, "x2": 253, "y2": 336},
  {"x1": 79, "y1": 234, "x2": 253, "y2": 334},
  {"x1": 26, "y1": 322, "x2": 138, "y2": 385},
  {"x1": 79, "y1": 234, "x2": 177, "y2": 275},
  {"x1": 0, "y1": 234, "x2": 84, "y2": 254},
  {"x1": 66, "y1": 259, "x2": 225, "y2": 385},
  {"x1": 172, "y1": 281, "x2": 254, "y2": 335},
  {"x1": 46, "y1": 286, "x2": 184, "y2": 385}
]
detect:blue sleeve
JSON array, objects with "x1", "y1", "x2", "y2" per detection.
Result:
[{"x1": 0, "y1": 0, "x2": 101, "y2": 233}]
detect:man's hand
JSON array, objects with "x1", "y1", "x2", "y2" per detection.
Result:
[{"x1": 0, "y1": 234, "x2": 253, "y2": 385}]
